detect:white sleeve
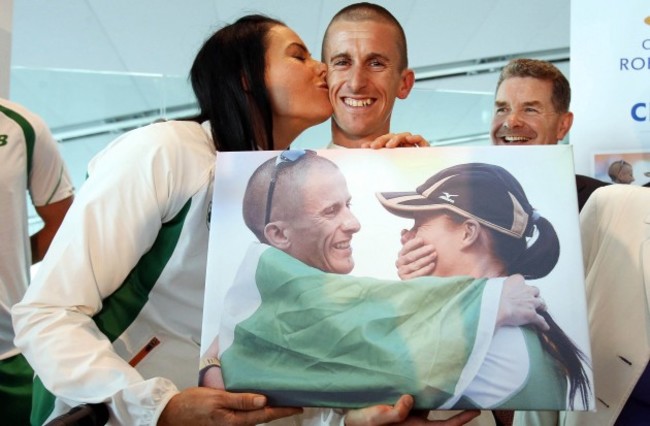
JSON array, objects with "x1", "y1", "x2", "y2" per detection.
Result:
[
  {"x1": 26, "y1": 107, "x2": 74, "y2": 206},
  {"x1": 265, "y1": 408, "x2": 346, "y2": 426},
  {"x1": 458, "y1": 326, "x2": 528, "y2": 406},
  {"x1": 300, "y1": 408, "x2": 346, "y2": 426},
  {"x1": 12, "y1": 125, "x2": 198, "y2": 425},
  {"x1": 436, "y1": 277, "x2": 501, "y2": 408}
]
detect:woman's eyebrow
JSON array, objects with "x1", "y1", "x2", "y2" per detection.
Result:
[{"x1": 287, "y1": 42, "x2": 309, "y2": 54}]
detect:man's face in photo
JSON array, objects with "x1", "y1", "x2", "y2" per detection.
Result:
[{"x1": 282, "y1": 169, "x2": 361, "y2": 274}]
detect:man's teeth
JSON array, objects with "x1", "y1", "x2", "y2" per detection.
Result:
[
  {"x1": 344, "y1": 98, "x2": 373, "y2": 107},
  {"x1": 334, "y1": 242, "x2": 351, "y2": 249},
  {"x1": 504, "y1": 136, "x2": 530, "y2": 142}
]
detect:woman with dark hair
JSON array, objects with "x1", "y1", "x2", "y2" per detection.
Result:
[
  {"x1": 378, "y1": 162, "x2": 592, "y2": 410},
  {"x1": 190, "y1": 14, "x2": 332, "y2": 152},
  {"x1": 12, "y1": 14, "x2": 331, "y2": 426}
]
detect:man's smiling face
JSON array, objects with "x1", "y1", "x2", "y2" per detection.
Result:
[
  {"x1": 281, "y1": 167, "x2": 361, "y2": 274},
  {"x1": 323, "y1": 19, "x2": 413, "y2": 146},
  {"x1": 491, "y1": 77, "x2": 573, "y2": 145}
]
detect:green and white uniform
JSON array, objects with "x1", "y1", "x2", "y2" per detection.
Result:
[
  {"x1": 12, "y1": 120, "x2": 215, "y2": 425},
  {"x1": 0, "y1": 98, "x2": 74, "y2": 424}
]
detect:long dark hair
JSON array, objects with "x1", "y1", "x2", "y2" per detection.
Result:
[
  {"x1": 480, "y1": 177, "x2": 591, "y2": 409},
  {"x1": 190, "y1": 14, "x2": 285, "y2": 151}
]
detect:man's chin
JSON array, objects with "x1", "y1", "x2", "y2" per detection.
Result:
[
  {"x1": 329, "y1": 260, "x2": 355, "y2": 275},
  {"x1": 333, "y1": 115, "x2": 376, "y2": 134}
]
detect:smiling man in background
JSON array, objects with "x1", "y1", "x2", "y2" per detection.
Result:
[
  {"x1": 490, "y1": 58, "x2": 608, "y2": 210},
  {"x1": 491, "y1": 59, "x2": 573, "y2": 146}
]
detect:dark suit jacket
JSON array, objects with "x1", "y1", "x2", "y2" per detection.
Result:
[{"x1": 575, "y1": 174, "x2": 609, "y2": 211}]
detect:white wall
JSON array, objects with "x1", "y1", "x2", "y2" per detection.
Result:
[{"x1": 0, "y1": 0, "x2": 12, "y2": 97}]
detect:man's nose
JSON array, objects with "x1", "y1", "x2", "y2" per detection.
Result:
[
  {"x1": 504, "y1": 111, "x2": 524, "y2": 129},
  {"x1": 347, "y1": 65, "x2": 367, "y2": 92},
  {"x1": 343, "y1": 211, "x2": 361, "y2": 233}
]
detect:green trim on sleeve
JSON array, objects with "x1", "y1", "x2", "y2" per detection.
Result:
[
  {"x1": 94, "y1": 198, "x2": 192, "y2": 341},
  {"x1": 0, "y1": 104, "x2": 36, "y2": 178},
  {"x1": 31, "y1": 376, "x2": 56, "y2": 426}
]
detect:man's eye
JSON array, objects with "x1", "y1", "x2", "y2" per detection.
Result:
[{"x1": 323, "y1": 205, "x2": 340, "y2": 216}]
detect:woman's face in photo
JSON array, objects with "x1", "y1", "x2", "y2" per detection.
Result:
[
  {"x1": 264, "y1": 25, "x2": 332, "y2": 147},
  {"x1": 403, "y1": 212, "x2": 467, "y2": 277}
]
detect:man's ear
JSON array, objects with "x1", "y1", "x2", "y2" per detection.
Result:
[
  {"x1": 264, "y1": 222, "x2": 291, "y2": 250},
  {"x1": 460, "y1": 220, "x2": 481, "y2": 248},
  {"x1": 397, "y1": 68, "x2": 415, "y2": 99},
  {"x1": 556, "y1": 111, "x2": 573, "y2": 141}
]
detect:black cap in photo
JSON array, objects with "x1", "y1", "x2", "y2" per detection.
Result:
[{"x1": 376, "y1": 163, "x2": 536, "y2": 239}]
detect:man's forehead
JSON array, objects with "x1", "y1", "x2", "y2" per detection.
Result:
[
  {"x1": 325, "y1": 20, "x2": 399, "y2": 56},
  {"x1": 283, "y1": 161, "x2": 339, "y2": 190},
  {"x1": 302, "y1": 164, "x2": 344, "y2": 184},
  {"x1": 496, "y1": 77, "x2": 554, "y2": 104},
  {"x1": 301, "y1": 168, "x2": 348, "y2": 196}
]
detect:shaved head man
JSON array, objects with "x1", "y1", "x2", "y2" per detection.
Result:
[
  {"x1": 322, "y1": 2, "x2": 420, "y2": 148},
  {"x1": 243, "y1": 151, "x2": 361, "y2": 274}
]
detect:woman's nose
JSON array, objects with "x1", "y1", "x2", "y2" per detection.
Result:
[{"x1": 315, "y1": 60, "x2": 327, "y2": 76}]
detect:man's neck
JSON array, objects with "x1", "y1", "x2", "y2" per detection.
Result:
[
  {"x1": 331, "y1": 138, "x2": 367, "y2": 149},
  {"x1": 330, "y1": 123, "x2": 387, "y2": 149}
]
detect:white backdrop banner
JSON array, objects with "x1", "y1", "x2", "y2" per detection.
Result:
[{"x1": 571, "y1": 2, "x2": 650, "y2": 183}]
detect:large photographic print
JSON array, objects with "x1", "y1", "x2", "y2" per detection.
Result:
[{"x1": 201, "y1": 145, "x2": 594, "y2": 411}]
